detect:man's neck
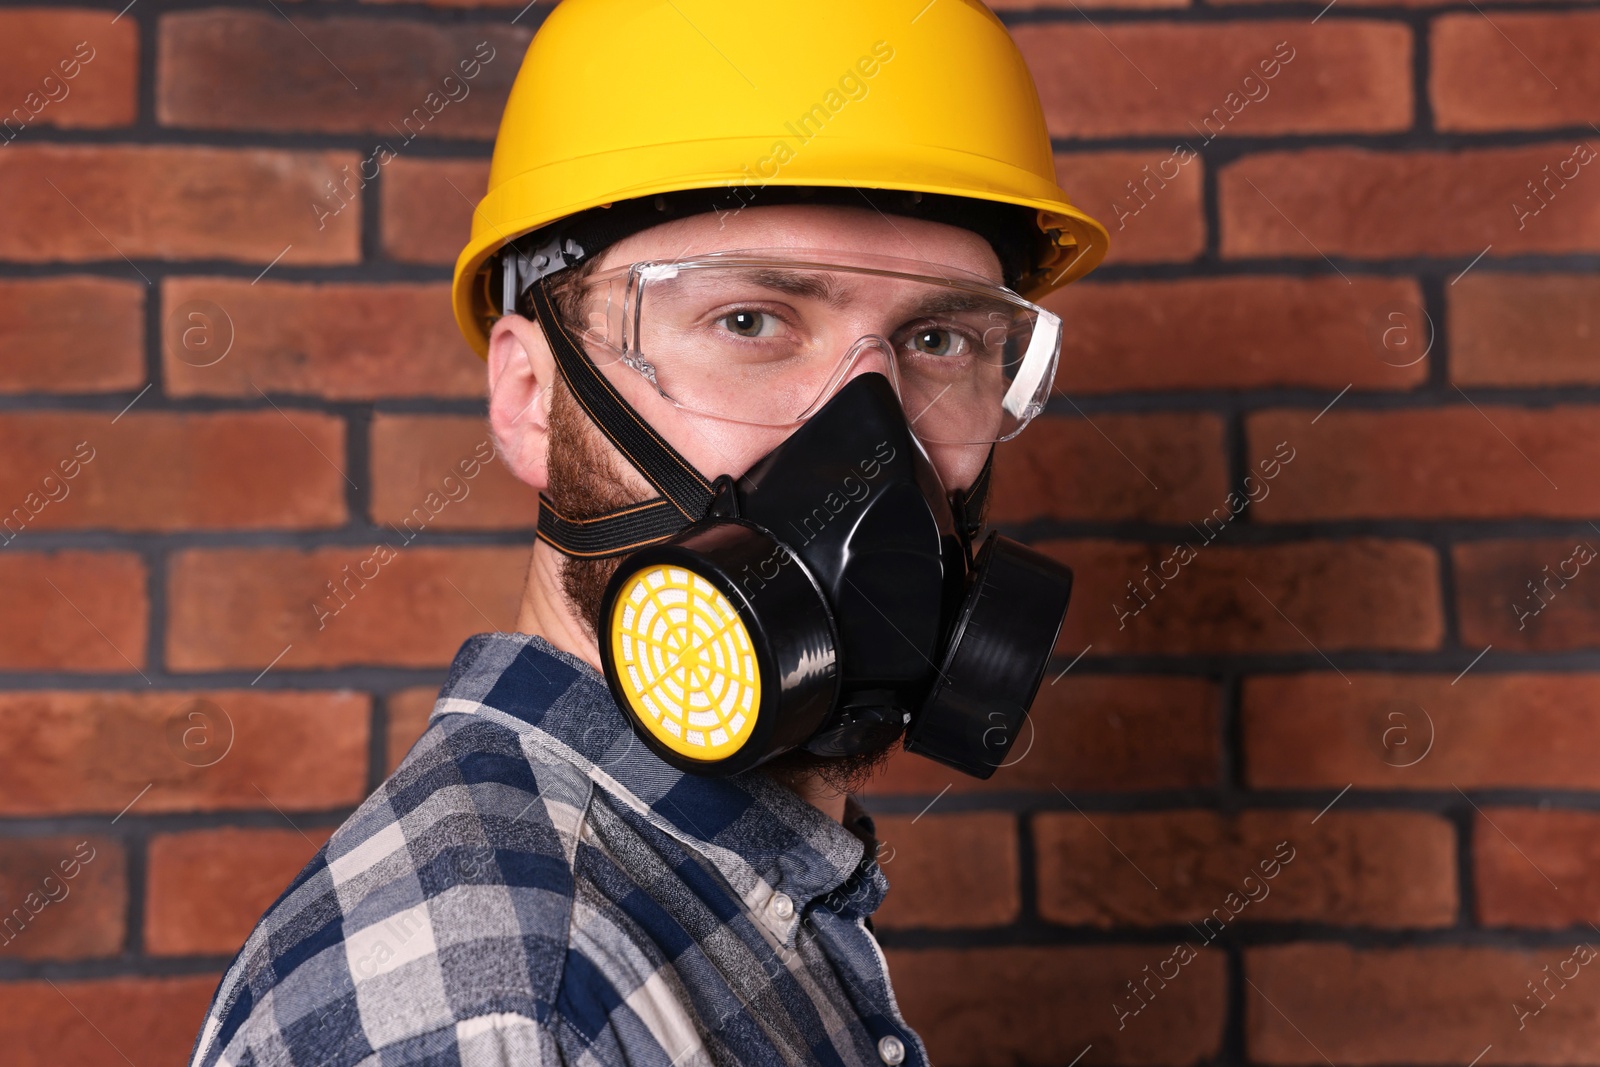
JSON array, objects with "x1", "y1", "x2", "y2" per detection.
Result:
[
  {"x1": 515, "y1": 541, "x2": 848, "y2": 825},
  {"x1": 514, "y1": 541, "x2": 603, "y2": 667},
  {"x1": 762, "y1": 765, "x2": 849, "y2": 824}
]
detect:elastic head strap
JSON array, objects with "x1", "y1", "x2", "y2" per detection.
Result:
[
  {"x1": 535, "y1": 494, "x2": 691, "y2": 559},
  {"x1": 526, "y1": 276, "x2": 716, "y2": 557}
]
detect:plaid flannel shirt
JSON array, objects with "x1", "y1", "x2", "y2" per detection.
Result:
[{"x1": 188, "y1": 633, "x2": 927, "y2": 1067}]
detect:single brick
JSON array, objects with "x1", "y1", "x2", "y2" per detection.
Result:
[
  {"x1": 1055, "y1": 150, "x2": 1204, "y2": 264},
  {"x1": 0, "y1": 552, "x2": 145, "y2": 671},
  {"x1": 861, "y1": 675, "x2": 1219, "y2": 797},
  {"x1": 386, "y1": 686, "x2": 439, "y2": 774},
  {"x1": 1451, "y1": 274, "x2": 1600, "y2": 387},
  {"x1": 1475, "y1": 809, "x2": 1600, "y2": 929},
  {"x1": 167, "y1": 546, "x2": 526, "y2": 671},
  {"x1": 1247, "y1": 944, "x2": 1600, "y2": 1064},
  {"x1": 1049, "y1": 276, "x2": 1426, "y2": 394},
  {"x1": 871, "y1": 813, "x2": 1019, "y2": 930},
  {"x1": 1243, "y1": 672, "x2": 1600, "y2": 790},
  {"x1": 0, "y1": 277, "x2": 144, "y2": 393},
  {"x1": 989, "y1": 412, "x2": 1228, "y2": 525},
  {"x1": 1247, "y1": 407, "x2": 1595, "y2": 521},
  {"x1": 0, "y1": 976, "x2": 219, "y2": 1067},
  {"x1": 1035, "y1": 810, "x2": 1455, "y2": 928},
  {"x1": 161, "y1": 279, "x2": 481, "y2": 399},
  {"x1": 1455, "y1": 539, "x2": 1600, "y2": 651},
  {"x1": 0, "y1": 835, "x2": 124, "y2": 960},
  {"x1": 0, "y1": 146, "x2": 359, "y2": 263},
  {"x1": 1013, "y1": 22, "x2": 1408, "y2": 139},
  {"x1": 1043, "y1": 538, "x2": 1443, "y2": 655},
  {"x1": 381, "y1": 157, "x2": 490, "y2": 264},
  {"x1": 0, "y1": 10, "x2": 137, "y2": 132},
  {"x1": 0, "y1": 412, "x2": 346, "y2": 531},
  {"x1": 158, "y1": 12, "x2": 526, "y2": 137},
  {"x1": 146, "y1": 827, "x2": 329, "y2": 956},
  {"x1": 1432, "y1": 12, "x2": 1600, "y2": 131},
  {"x1": 889, "y1": 946, "x2": 1226, "y2": 1065},
  {"x1": 0, "y1": 690, "x2": 368, "y2": 816},
  {"x1": 1220, "y1": 145, "x2": 1600, "y2": 259},
  {"x1": 370, "y1": 415, "x2": 535, "y2": 530}
]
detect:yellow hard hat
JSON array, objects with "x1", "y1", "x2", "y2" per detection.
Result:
[{"x1": 451, "y1": 0, "x2": 1110, "y2": 359}]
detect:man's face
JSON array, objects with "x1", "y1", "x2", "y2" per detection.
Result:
[{"x1": 492, "y1": 204, "x2": 1008, "y2": 789}]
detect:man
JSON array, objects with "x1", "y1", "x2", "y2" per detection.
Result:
[{"x1": 188, "y1": 2, "x2": 1106, "y2": 1064}]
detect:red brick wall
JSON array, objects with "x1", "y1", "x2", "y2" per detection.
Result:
[{"x1": 1, "y1": 0, "x2": 1596, "y2": 1063}]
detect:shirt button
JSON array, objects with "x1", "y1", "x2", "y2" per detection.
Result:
[
  {"x1": 769, "y1": 892, "x2": 795, "y2": 921},
  {"x1": 878, "y1": 1035, "x2": 906, "y2": 1065}
]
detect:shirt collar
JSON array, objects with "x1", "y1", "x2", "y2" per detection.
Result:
[{"x1": 430, "y1": 633, "x2": 887, "y2": 939}]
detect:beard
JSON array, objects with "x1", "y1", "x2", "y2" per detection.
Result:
[
  {"x1": 544, "y1": 381, "x2": 637, "y2": 642},
  {"x1": 760, "y1": 743, "x2": 898, "y2": 798},
  {"x1": 543, "y1": 382, "x2": 899, "y2": 797}
]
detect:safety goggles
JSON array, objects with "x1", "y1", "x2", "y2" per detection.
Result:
[{"x1": 563, "y1": 248, "x2": 1063, "y2": 446}]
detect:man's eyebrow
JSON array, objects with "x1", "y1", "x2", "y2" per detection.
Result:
[
  {"x1": 690, "y1": 268, "x2": 1012, "y2": 317},
  {"x1": 902, "y1": 290, "x2": 1013, "y2": 317},
  {"x1": 740, "y1": 268, "x2": 848, "y2": 306}
]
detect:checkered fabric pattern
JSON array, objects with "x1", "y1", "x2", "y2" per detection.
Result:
[{"x1": 188, "y1": 633, "x2": 927, "y2": 1067}]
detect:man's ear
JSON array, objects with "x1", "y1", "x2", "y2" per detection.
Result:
[{"x1": 487, "y1": 312, "x2": 559, "y2": 491}]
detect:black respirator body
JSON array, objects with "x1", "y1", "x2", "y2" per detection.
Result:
[{"x1": 524, "y1": 277, "x2": 1074, "y2": 780}]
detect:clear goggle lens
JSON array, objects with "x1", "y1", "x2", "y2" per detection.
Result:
[{"x1": 568, "y1": 250, "x2": 1061, "y2": 446}]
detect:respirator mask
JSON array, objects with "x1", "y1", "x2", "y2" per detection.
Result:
[{"x1": 511, "y1": 245, "x2": 1075, "y2": 779}]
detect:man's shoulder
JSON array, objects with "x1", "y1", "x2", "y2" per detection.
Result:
[
  {"x1": 191, "y1": 708, "x2": 596, "y2": 1067},
  {"x1": 331, "y1": 706, "x2": 596, "y2": 926}
]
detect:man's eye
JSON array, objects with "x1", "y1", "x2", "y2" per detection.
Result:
[
  {"x1": 908, "y1": 328, "x2": 964, "y2": 356},
  {"x1": 720, "y1": 310, "x2": 770, "y2": 337}
]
